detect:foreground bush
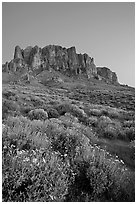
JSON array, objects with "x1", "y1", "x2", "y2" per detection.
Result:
[
  {"x1": 2, "y1": 116, "x2": 135, "y2": 202},
  {"x1": 2, "y1": 148, "x2": 73, "y2": 202},
  {"x1": 86, "y1": 148, "x2": 135, "y2": 202}
]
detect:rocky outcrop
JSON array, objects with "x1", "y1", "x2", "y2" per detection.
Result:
[
  {"x1": 97, "y1": 67, "x2": 118, "y2": 84},
  {"x1": 29, "y1": 46, "x2": 42, "y2": 70},
  {"x1": 67, "y1": 46, "x2": 78, "y2": 74},
  {"x1": 2, "y1": 44, "x2": 119, "y2": 84},
  {"x1": 23, "y1": 46, "x2": 33, "y2": 64},
  {"x1": 14, "y1": 46, "x2": 23, "y2": 59},
  {"x1": 8, "y1": 58, "x2": 25, "y2": 72},
  {"x1": 2, "y1": 62, "x2": 9, "y2": 72},
  {"x1": 84, "y1": 54, "x2": 97, "y2": 78},
  {"x1": 41, "y1": 45, "x2": 97, "y2": 77}
]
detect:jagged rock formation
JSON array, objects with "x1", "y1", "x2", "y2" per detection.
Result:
[
  {"x1": 97, "y1": 67, "x2": 118, "y2": 84},
  {"x1": 23, "y1": 46, "x2": 33, "y2": 64},
  {"x1": 14, "y1": 45, "x2": 23, "y2": 59},
  {"x1": 2, "y1": 44, "x2": 118, "y2": 84}
]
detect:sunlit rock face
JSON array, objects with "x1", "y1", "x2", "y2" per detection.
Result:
[
  {"x1": 2, "y1": 44, "x2": 119, "y2": 84},
  {"x1": 29, "y1": 46, "x2": 42, "y2": 70},
  {"x1": 97, "y1": 67, "x2": 118, "y2": 84},
  {"x1": 83, "y1": 54, "x2": 97, "y2": 78}
]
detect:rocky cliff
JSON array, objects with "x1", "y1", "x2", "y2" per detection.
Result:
[
  {"x1": 2, "y1": 45, "x2": 118, "y2": 84},
  {"x1": 97, "y1": 67, "x2": 118, "y2": 84}
]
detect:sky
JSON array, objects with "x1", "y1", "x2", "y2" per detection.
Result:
[{"x1": 2, "y1": 2, "x2": 135, "y2": 87}]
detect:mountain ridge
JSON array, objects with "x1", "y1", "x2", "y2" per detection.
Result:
[{"x1": 3, "y1": 44, "x2": 118, "y2": 84}]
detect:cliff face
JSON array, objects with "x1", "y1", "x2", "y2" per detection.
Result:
[
  {"x1": 2, "y1": 44, "x2": 118, "y2": 84},
  {"x1": 97, "y1": 67, "x2": 118, "y2": 84}
]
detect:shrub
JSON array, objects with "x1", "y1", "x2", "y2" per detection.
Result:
[
  {"x1": 3, "y1": 116, "x2": 51, "y2": 151},
  {"x1": 59, "y1": 113, "x2": 79, "y2": 127},
  {"x1": 88, "y1": 105, "x2": 124, "y2": 120},
  {"x1": 2, "y1": 99, "x2": 20, "y2": 119},
  {"x1": 103, "y1": 124, "x2": 118, "y2": 139},
  {"x1": 101, "y1": 109, "x2": 109, "y2": 116},
  {"x1": 120, "y1": 111, "x2": 134, "y2": 121},
  {"x1": 71, "y1": 105, "x2": 87, "y2": 118},
  {"x1": 87, "y1": 116, "x2": 98, "y2": 127},
  {"x1": 30, "y1": 95, "x2": 44, "y2": 106},
  {"x1": 2, "y1": 148, "x2": 73, "y2": 202},
  {"x1": 123, "y1": 120, "x2": 134, "y2": 128},
  {"x1": 99, "y1": 116, "x2": 112, "y2": 127},
  {"x1": 3, "y1": 116, "x2": 31, "y2": 150},
  {"x1": 55, "y1": 103, "x2": 87, "y2": 124},
  {"x1": 2, "y1": 90, "x2": 16, "y2": 99},
  {"x1": 2, "y1": 115, "x2": 135, "y2": 202},
  {"x1": 65, "y1": 146, "x2": 135, "y2": 202},
  {"x1": 108, "y1": 109, "x2": 120, "y2": 118},
  {"x1": 20, "y1": 106, "x2": 34, "y2": 116},
  {"x1": 129, "y1": 140, "x2": 135, "y2": 148},
  {"x1": 47, "y1": 108, "x2": 60, "y2": 118},
  {"x1": 98, "y1": 116, "x2": 112, "y2": 128},
  {"x1": 115, "y1": 126, "x2": 135, "y2": 142},
  {"x1": 86, "y1": 148, "x2": 135, "y2": 201},
  {"x1": 55, "y1": 103, "x2": 72, "y2": 115},
  {"x1": 124, "y1": 127, "x2": 135, "y2": 141},
  {"x1": 97, "y1": 116, "x2": 122, "y2": 139},
  {"x1": 89, "y1": 109, "x2": 102, "y2": 117},
  {"x1": 28, "y1": 109, "x2": 48, "y2": 120}
]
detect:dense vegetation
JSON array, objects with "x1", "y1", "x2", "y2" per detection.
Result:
[{"x1": 2, "y1": 74, "x2": 135, "y2": 201}]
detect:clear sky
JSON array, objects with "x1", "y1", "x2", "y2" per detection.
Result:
[{"x1": 2, "y1": 2, "x2": 135, "y2": 87}]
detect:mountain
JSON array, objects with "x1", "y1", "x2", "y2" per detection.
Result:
[
  {"x1": 2, "y1": 44, "x2": 135, "y2": 202},
  {"x1": 2, "y1": 45, "x2": 118, "y2": 84}
]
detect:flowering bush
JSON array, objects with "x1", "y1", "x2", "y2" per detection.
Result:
[
  {"x1": 2, "y1": 147, "x2": 73, "y2": 202},
  {"x1": 2, "y1": 115, "x2": 135, "y2": 202},
  {"x1": 86, "y1": 147, "x2": 135, "y2": 201}
]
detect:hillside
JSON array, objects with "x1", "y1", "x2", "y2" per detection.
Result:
[{"x1": 2, "y1": 45, "x2": 135, "y2": 202}]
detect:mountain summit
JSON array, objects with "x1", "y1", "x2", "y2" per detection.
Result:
[{"x1": 2, "y1": 45, "x2": 118, "y2": 84}]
